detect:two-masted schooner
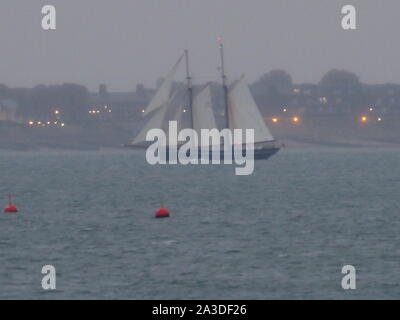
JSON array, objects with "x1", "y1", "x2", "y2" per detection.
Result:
[{"x1": 126, "y1": 43, "x2": 280, "y2": 160}]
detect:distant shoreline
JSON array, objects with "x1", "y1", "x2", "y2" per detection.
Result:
[
  {"x1": 1, "y1": 115, "x2": 400, "y2": 151},
  {"x1": 1, "y1": 140, "x2": 399, "y2": 152}
]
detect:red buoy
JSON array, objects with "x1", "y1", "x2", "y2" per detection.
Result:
[
  {"x1": 4, "y1": 204, "x2": 18, "y2": 213},
  {"x1": 155, "y1": 207, "x2": 170, "y2": 218},
  {"x1": 4, "y1": 194, "x2": 18, "y2": 213}
]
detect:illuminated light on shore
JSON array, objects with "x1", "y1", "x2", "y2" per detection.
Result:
[
  {"x1": 271, "y1": 117, "x2": 279, "y2": 123},
  {"x1": 293, "y1": 88, "x2": 300, "y2": 93},
  {"x1": 108, "y1": 109, "x2": 112, "y2": 113},
  {"x1": 37, "y1": 121, "x2": 42, "y2": 125},
  {"x1": 361, "y1": 116, "x2": 368, "y2": 123},
  {"x1": 61, "y1": 123, "x2": 65, "y2": 127},
  {"x1": 377, "y1": 117, "x2": 382, "y2": 122},
  {"x1": 183, "y1": 109, "x2": 187, "y2": 113},
  {"x1": 54, "y1": 110, "x2": 60, "y2": 115},
  {"x1": 283, "y1": 108, "x2": 287, "y2": 112},
  {"x1": 292, "y1": 116, "x2": 300, "y2": 123},
  {"x1": 47, "y1": 121, "x2": 51, "y2": 125},
  {"x1": 141, "y1": 109, "x2": 145, "y2": 113},
  {"x1": 320, "y1": 97, "x2": 328, "y2": 104},
  {"x1": 369, "y1": 107, "x2": 374, "y2": 111},
  {"x1": 28, "y1": 121, "x2": 34, "y2": 125}
]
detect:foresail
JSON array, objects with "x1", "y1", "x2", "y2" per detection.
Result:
[
  {"x1": 132, "y1": 103, "x2": 169, "y2": 145},
  {"x1": 193, "y1": 84, "x2": 217, "y2": 133},
  {"x1": 132, "y1": 89, "x2": 182, "y2": 146},
  {"x1": 228, "y1": 75, "x2": 274, "y2": 143},
  {"x1": 143, "y1": 54, "x2": 184, "y2": 115}
]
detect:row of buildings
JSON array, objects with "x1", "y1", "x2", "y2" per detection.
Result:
[
  {"x1": 2, "y1": 81, "x2": 400, "y2": 125},
  {"x1": 87, "y1": 82, "x2": 400, "y2": 122}
]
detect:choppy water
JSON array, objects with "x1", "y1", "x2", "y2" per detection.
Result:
[{"x1": 0, "y1": 147, "x2": 399, "y2": 299}]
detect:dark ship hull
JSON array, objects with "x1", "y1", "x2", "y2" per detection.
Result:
[
  {"x1": 198, "y1": 145, "x2": 280, "y2": 161},
  {"x1": 251, "y1": 146, "x2": 280, "y2": 160},
  {"x1": 125, "y1": 143, "x2": 281, "y2": 161}
]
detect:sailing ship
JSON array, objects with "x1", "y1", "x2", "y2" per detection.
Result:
[{"x1": 126, "y1": 43, "x2": 280, "y2": 160}]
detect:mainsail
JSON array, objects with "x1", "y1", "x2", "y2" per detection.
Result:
[
  {"x1": 192, "y1": 84, "x2": 217, "y2": 133},
  {"x1": 142, "y1": 54, "x2": 184, "y2": 116},
  {"x1": 228, "y1": 75, "x2": 274, "y2": 143},
  {"x1": 167, "y1": 89, "x2": 186, "y2": 138}
]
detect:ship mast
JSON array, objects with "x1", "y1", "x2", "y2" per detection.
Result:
[
  {"x1": 185, "y1": 49, "x2": 194, "y2": 129},
  {"x1": 219, "y1": 41, "x2": 229, "y2": 129}
]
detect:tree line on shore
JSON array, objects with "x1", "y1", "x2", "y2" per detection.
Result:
[{"x1": 1, "y1": 69, "x2": 400, "y2": 123}]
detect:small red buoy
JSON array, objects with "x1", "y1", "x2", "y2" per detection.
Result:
[
  {"x1": 155, "y1": 207, "x2": 170, "y2": 218},
  {"x1": 4, "y1": 194, "x2": 18, "y2": 213},
  {"x1": 4, "y1": 204, "x2": 18, "y2": 213}
]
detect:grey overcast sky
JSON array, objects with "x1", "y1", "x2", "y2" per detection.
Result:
[{"x1": 0, "y1": 0, "x2": 399, "y2": 91}]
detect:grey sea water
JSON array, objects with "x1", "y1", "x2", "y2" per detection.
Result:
[{"x1": 0, "y1": 147, "x2": 399, "y2": 299}]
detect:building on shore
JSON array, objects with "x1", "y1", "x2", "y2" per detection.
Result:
[
  {"x1": 88, "y1": 84, "x2": 154, "y2": 121},
  {"x1": 0, "y1": 99, "x2": 20, "y2": 122}
]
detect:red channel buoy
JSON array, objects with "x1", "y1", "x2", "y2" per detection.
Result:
[
  {"x1": 155, "y1": 207, "x2": 170, "y2": 218},
  {"x1": 4, "y1": 194, "x2": 18, "y2": 213}
]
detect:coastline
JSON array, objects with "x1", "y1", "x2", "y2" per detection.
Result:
[{"x1": 1, "y1": 117, "x2": 400, "y2": 152}]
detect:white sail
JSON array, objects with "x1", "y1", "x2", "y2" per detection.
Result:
[
  {"x1": 168, "y1": 89, "x2": 185, "y2": 146},
  {"x1": 132, "y1": 101, "x2": 169, "y2": 145},
  {"x1": 143, "y1": 54, "x2": 184, "y2": 115},
  {"x1": 132, "y1": 89, "x2": 183, "y2": 146},
  {"x1": 193, "y1": 84, "x2": 218, "y2": 133},
  {"x1": 228, "y1": 75, "x2": 274, "y2": 143},
  {"x1": 171, "y1": 103, "x2": 184, "y2": 133}
]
